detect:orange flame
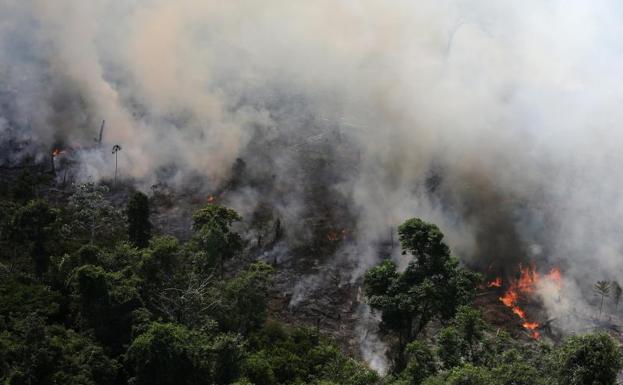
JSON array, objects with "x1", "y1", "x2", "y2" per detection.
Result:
[
  {"x1": 494, "y1": 263, "x2": 562, "y2": 340},
  {"x1": 522, "y1": 321, "x2": 539, "y2": 330},
  {"x1": 512, "y1": 306, "x2": 526, "y2": 319},
  {"x1": 487, "y1": 277, "x2": 502, "y2": 288},
  {"x1": 52, "y1": 148, "x2": 65, "y2": 157}
]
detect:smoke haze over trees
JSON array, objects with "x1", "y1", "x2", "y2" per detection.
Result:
[{"x1": 3, "y1": 0, "x2": 623, "y2": 382}]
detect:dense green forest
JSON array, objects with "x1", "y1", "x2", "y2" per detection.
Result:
[{"x1": 0, "y1": 172, "x2": 621, "y2": 385}]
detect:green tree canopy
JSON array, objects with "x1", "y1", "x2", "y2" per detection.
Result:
[
  {"x1": 555, "y1": 333, "x2": 622, "y2": 385},
  {"x1": 192, "y1": 204, "x2": 242, "y2": 278},
  {"x1": 62, "y1": 183, "x2": 125, "y2": 246},
  {"x1": 127, "y1": 192, "x2": 152, "y2": 248},
  {"x1": 363, "y1": 218, "x2": 480, "y2": 369},
  {"x1": 9, "y1": 200, "x2": 60, "y2": 276},
  {"x1": 126, "y1": 322, "x2": 213, "y2": 385}
]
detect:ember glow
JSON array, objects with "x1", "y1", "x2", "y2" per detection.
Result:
[
  {"x1": 487, "y1": 277, "x2": 502, "y2": 288},
  {"x1": 327, "y1": 229, "x2": 348, "y2": 241},
  {"x1": 495, "y1": 264, "x2": 564, "y2": 340},
  {"x1": 52, "y1": 148, "x2": 65, "y2": 157},
  {"x1": 207, "y1": 195, "x2": 216, "y2": 204}
]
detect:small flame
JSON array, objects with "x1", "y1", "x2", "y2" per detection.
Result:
[
  {"x1": 52, "y1": 148, "x2": 65, "y2": 157},
  {"x1": 207, "y1": 195, "x2": 216, "y2": 204},
  {"x1": 487, "y1": 277, "x2": 502, "y2": 288},
  {"x1": 512, "y1": 306, "x2": 526, "y2": 319},
  {"x1": 522, "y1": 321, "x2": 539, "y2": 330},
  {"x1": 327, "y1": 229, "x2": 348, "y2": 241}
]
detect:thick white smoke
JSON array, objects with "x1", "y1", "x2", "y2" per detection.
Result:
[{"x1": 3, "y1": 0, "x2": 623, "y2": 369}]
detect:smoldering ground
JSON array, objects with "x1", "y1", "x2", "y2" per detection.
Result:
[{"x1": 3, "y1": 0, "x2": 623, "y2": 371}]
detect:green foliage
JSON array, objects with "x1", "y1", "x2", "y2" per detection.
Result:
[
  {"x1": 127, "y1": 192, "x2": 151, "y2": 248},
  {"x1": 437, "y1": 326, "x2": 463, "y2": 369},
  {"x1": 491, "y1": 361, "x2": 542, "y2": 385},
  {"x1": 62, "y1": 183, "x2": 126, "y2": 246},
  {"x1": 126, "y1": 322, "x2": 246, "y2": 385},
  {"x1": 126, "y1": 322, "x2": 213, "y2": 385},
  {"x1": 9, "y1": 200, "x2": 60, "y2": 276},
  {"x1": 402, "y1": 341, "x2": 437, "y2": 385},
  {"x1": 242, "y1": 353, "x2": 277, "y2": 385},
  {"x1": 191, "y1": 204, "x2": 242, "y2": 277},
  {"x1": 0, "y1": 315, "x2": 119, "y2": 385},
  {"x1": 0, "y1": 277, "x2": 60, "y2": 322},
  {"x1": 9, "y1": 169, "x2": 52, "y2": 203},
  {"x1": 6, "y1": 179, "x2": 619, "y2": 385},
  {"x1": 0, "y1": 182, "x2": 381, "y2": 385},
  {"x1": 364, "y1": 218, "x2": 479, "y2": 369},
  {"x1": 436, "y1": 364, "x2": 492, "y2": 385},
  {"x1": 555, "y1": 333, "x2": 622, "y2": 385},
  {"x1": 70, "y1": 264, "x2": 143, "y2": 352},
  {"x1": 246, "y1": 322, "x2": 379, "y2": 385},
  {"x1": 213, "y1": 262, "x2": 274, "y2": 334},
  {"x1": 137, "y1": 235, "x2": 183, "y2": 311},
  {"x1": 447, "y1": 365, "x2": 492, "y2": 385}
]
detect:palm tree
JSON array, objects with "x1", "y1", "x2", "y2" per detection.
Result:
[
  {"x1": 112, "y1": 144, "x2": 122, "y2": 187},
  {"x1": 594, "y1": 281, "x2": 611, "y2": 317}
]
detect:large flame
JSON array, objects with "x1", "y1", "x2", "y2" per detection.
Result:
[{"x1": 494, "y1": 264, "x2": 563, "y2": 340}]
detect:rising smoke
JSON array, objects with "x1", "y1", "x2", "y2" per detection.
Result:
[{"x1": 3, "y1": 0, "x2": 623, "y2": 369}]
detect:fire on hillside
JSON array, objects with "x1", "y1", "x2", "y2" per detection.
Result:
[{"x1": 486, "y1": 264, "x2": 563, "y2": 339}]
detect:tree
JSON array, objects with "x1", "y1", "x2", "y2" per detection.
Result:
[
  {"x1": 126, "y1": 322, "x2": 245, "y2": 385},
  {"x1": 192, "y1": 204, "x2": 242, "y2": 278},
  {"x1": 363, "y1": 218, "x2": 480, "y2": 369},
  {"x1": 126, "y1": 322, "x2": 212, "y2": 385},
  {"x1": 593, "y1": 281, "x2": 611, "y2": 317},
  {"x1": 555, "y1": 333, "x2": 622, "y2": 385},
  {"x1": 0, "y1": 314, "x2": 119, "y2": 385},
  {"x1": 492, "y1": 362, "x2": 543, "y2": 385},
  {"x1": 454, "y1": 306, "x2": 487, "y2": 362},
  {"x1": 10, "y1": 200, "x2": 60, "y2": 276},
  {"x1": 212, "y1": 262, "x2": 274, "y2": 334},
  {"x1": 70, "y1": 264, "x2": 142, "y2": 352},
  {"x1": 611, "y1": 281, "x2": 622, "y2": 311},
  {"x1": 62, "y1": 183, "x2": 125, "y2": 245},
  {"x1": 402, "y1": 341, "x2": 437, "y2": 385},
  {"x1": 437, "y1": 326, "x2": 463, "y2": 369},
  {"x1": 127, "y1": 192, "x2": 152, "y2": 248},
  {"x1": 422, "y1": 364, "x2": 492, "y2": 385}
]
